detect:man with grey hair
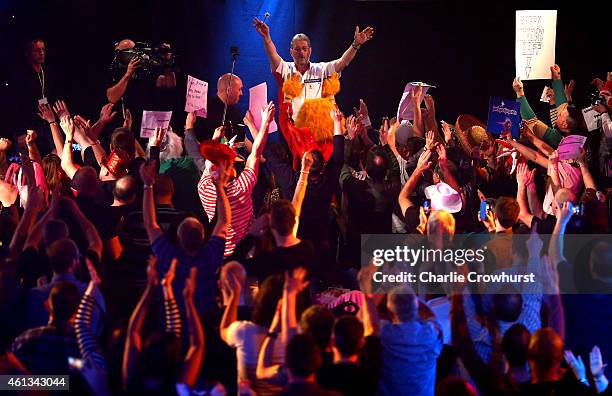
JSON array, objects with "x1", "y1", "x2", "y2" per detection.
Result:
[{"x1": 253, "y1": 18, "x2": 374, "y2": 116}]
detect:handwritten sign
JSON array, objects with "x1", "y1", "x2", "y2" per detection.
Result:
[
  {"x1": 557, "y1": 134, "x2": 587, "y2": 161},
  {"x1": 140, "y1": 110, "x2": 172, "y2": 139},
  {"x1": 396, "y1": 82, "x2": 435, "y2": 121},
  {"x1": 185, "y1": 75, "x2": 208, "y2": 117},
  {"x1": 249, "y1": 82, "x2": 278, "y2": 133},
  {"x1": 516, "y1": 10, "x2": 557, "y2": 80}
]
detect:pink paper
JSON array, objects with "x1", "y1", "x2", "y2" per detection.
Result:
[{"x1": 249, "y1": 82, "x2": 278, "y2": 133}]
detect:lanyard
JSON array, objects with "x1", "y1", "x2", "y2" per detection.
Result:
[{"x1": 37, "y1": 66, "x2": 45, "y2": 98}]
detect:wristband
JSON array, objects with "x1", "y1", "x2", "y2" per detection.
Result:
[
  {"x1": 144, "y1": 184, "x2": 154, "y2": 190},
  {"x1": 266, "y1": 332, "x2": 278, "y2": 339},
  {"x1": 351, "y1": 41, "x2": 361, "y2": 50},
  {"x1": 49, "y1": 121, "x2": 57, "y2": 125}
]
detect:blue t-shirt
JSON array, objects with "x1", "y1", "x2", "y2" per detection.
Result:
[{"x1": 152, "y1": 235, "x2": 225, "y2": 314}]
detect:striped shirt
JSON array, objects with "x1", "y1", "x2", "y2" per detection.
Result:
[{"x1": 198, "y1": 167, "x2": 257, "y2": 256}]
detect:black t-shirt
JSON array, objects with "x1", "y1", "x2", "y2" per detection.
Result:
[
  {"x1": 243, "y1": 240, "x2": 316, "y2": 283},
  {"x1": 194, "y1": 95, "x2": 243, "y2": 142}
]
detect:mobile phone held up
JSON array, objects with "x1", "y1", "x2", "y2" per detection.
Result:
[
  {"x1": 423, "y1": 199, "x2": 431, "y2": 216},
  {"x1": 479, "y1": 200, "x2": 490, "y2": 221}
]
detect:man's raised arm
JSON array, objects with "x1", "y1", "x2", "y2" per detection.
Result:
[
  {"x1": 333, "y1": 26, "x2": 374, "y2": 73},
  {"x1": 253, "y1": 18, "x2": 283, "y2": 72},
  {"x1": 106, "y1": 57, "x2": 141, "y2": 104}
]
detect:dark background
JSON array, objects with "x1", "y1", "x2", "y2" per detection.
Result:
[{"x1": 0, "y1": 0, "x2": 609, "y2": 137}]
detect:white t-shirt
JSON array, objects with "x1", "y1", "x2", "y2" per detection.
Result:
[
  {"x1": 225, "y1": 321, "x2": 285, "y2": 396},
  {"x1": 275, "y1": 60, "x2": 337, "y2": 118}
]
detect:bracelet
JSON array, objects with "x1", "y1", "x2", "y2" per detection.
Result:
[
  {"x1": 49, "y1": 121, "x2": 57, "y2": 125},
  {"x1": 351, "y1": 41, "x2": 361, "y2": 50},
  {"x1": 266, "y1": 332, "x2": 278, "y2": 339},
  {"x1": 65, "y1": 140, "x2": 73, "y2": 145},
  {"x1": 143, "y1": 184, "x2": 154, "y2": 190},
  {"x1": 300, "y1": 170, "x2": 310, "y2": 174}
]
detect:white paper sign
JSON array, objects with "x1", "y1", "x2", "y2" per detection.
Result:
[
  {"x1": 396, "y1": 82, "x2": 435, "y2": 121},
  {"x1": 516, "y1": 10, "x2": 557, "y2": 80},
  {"x1": 185, "y1": 75, "x2": 208, "y2": 117},
  {"x1": 140, "y1": 110, "x2": 172, "y2": 138},
  {"x1": 581, "y1": 106, "x2": 600, "y2": 132},
  {"x1": 557, "y1": 134, "x2": 587, "y2": 161},
  {"x1": 249, "y1": 82, "x2": 278, "y2": 134}
]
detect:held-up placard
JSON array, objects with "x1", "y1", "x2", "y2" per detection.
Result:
[
  {"x1": 140, "y1": 110, "x2": 172, "y2": 139},
  {"x1": 249, "y1": 82, "x2": 277, "y2": 133},
  {"x1": 516, "y1": 10, "x2": 557, "y2": 80},
  {"x1": 185, "y1": 75, "x2": 208, "y2": 117},
  {"x1": 396, "y1": 82, "x2": 435, "y2": 121}
]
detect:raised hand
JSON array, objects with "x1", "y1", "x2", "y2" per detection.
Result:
[
  {"x1": 556, "y1": 201, "x2": 574, "y2": 225},
  {"x1": 353, "y1": 26, "x2": 374, "y2": 46},
  {"x1": 212, "y1": 126, "x2": 226, "y2": 141},
  {"x1": 540, "y1": 255, "x2": 559, "y2": 294},
  {"x1": 74, "y1": 115, "x2": 92, "y2": 137},
  {"x1": 59, "y1": 115, "x2": 75, "y2": 141},
  {"x1": 478, "y1": 207, "x2": 496, "y2": 232},
  {"x1": 186, "y1": 111, "x2": 198, "y2": 130},
  {"x1": 425, "y1": 130, "x2": 436, "y2": 150},
  {"x1": 513, "y1": 77, "x2": 524, "y2": 97},
  {"x1": 550, "y1": 64, "x2": 561, "y2": 81},
  {"x1": 37, "y1": 103, "x2": 55, "y2": 123},
  {"x1": 150, "y1": 127, "x2": 166, "y2": 147},
  {"x1": 99, "y1": 103, "x2": 118, "y2": 124},
  {"x1": 356, "y1": 99, "x2": 369, "y2": 118},
  {"x1": 564, "y1": 350, "x2": 586, "y2": 381},
  {"x1": 412, "y1": 84, "x2": 424, "y2": 105},
  {"x1": 330, "y1": 108, "x2": 344, "y2": 124},
  {"x1": 441, "y1": 121, "x2": 453, "y2": 144},
  {"x1": 284, "y1": 267, "x2": 310, "y2": 294},
  {"x1": 301, "y1": 151, "x2": 314, "y2": 172},
  {"x1": 53, "y1": 100, "x2": 70, "y2": 119},
  {"x1": 183, "y1": 267, "x2": 198, "y2": 301},
  {"x1": 139, "y1": 160, "x2": 158, "y2": 186},
  {"x1": 589, "y1": 346, "x2": 607, "y2": 379},
  {"x1": 252, "y1": 17, "x2": 271, "y2": 40},
  {"x1": 379, "y1": 118, "x2": 389, "y2": 146},
  {"x1": 516, "y1": 163, "x2": 535, "y2": 187},
  {"x1": 261, "y1": 101, "x2": 276, "y2": 127},
  {"x1": 222, "y1": 270, "x2": 242, "y2": 298},
  {"x1": 25, "y1": 130, "x2": 37, "y2": 146},
  {"x1": 565, "y1": 79, "x2": 575, "y2": 102},
  {"x1": 126, "y1": 57, "x2": 142, "y2": 78}
]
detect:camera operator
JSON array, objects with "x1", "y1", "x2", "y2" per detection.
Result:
[{"x1": 106, "y1": 39, "x2": 177, "y2": 132}]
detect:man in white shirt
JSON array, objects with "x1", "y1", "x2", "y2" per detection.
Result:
[{"x1": 253, "y1": 18, "x2": 374, "y2": 116}]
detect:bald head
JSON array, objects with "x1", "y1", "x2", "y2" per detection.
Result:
[
  {"x1": 113, "y1": 175, "x2": 137, "y2": 205},
  {"x1": 177, "y1": 217, "x2": 205, "y2": 254},
  {"x1": 217, "y1": 73, "x2": 243, "y2": 105},
  {"x1": 115, "y1": 39, "x2": 135, "y2": 51},
  {"x1": 72, "y1": 166, "x2": 101, "y2": 196}
]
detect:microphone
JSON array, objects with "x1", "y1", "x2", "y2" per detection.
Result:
[{"x1": 263, "y1": 12, "x2": 270, "y2": 23}]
